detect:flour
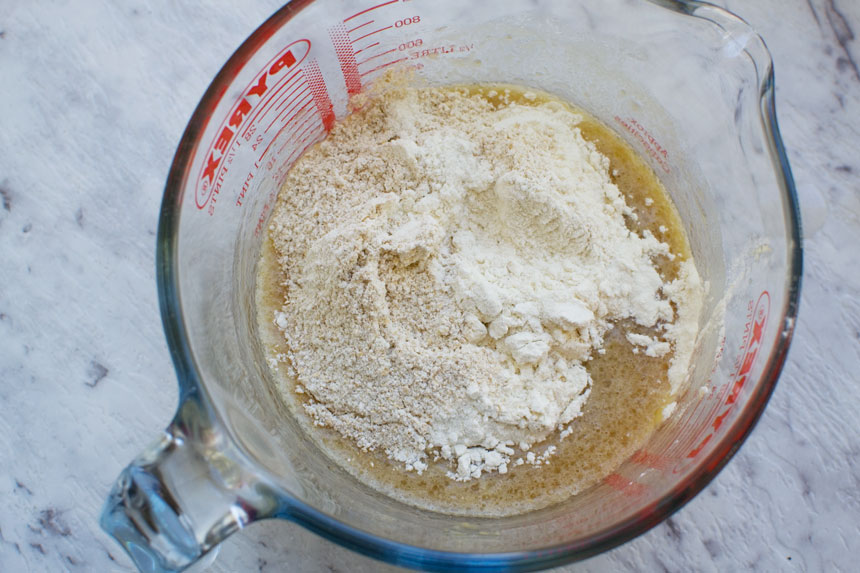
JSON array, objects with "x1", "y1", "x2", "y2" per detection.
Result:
[{"x1": 268, "y1": 85, "x2": 702, "y2": 481}]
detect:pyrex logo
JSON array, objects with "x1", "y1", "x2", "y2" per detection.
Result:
[{"x1": 195, "y1": 39, "x2": 311, "y2": 210}]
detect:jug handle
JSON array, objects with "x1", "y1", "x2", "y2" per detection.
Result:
[{"x1": 100, "y1": 393, "x2": 280, "y2": 573}]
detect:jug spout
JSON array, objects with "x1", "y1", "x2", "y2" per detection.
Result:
[{"x1": 100, "y1": 396, "x2": 279, "y2": 572}]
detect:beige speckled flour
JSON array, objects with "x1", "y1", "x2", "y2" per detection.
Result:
[{"x1": 266, "y1": 84, "x2": 702, "y2": 482}]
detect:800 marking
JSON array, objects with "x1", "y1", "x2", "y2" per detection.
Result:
[
  {"x1": 394, "y1": 15, "x2": 420, "y2": 27},
  {"x1": 398, "y1": 38, "x2": 423, "y2": 50}
]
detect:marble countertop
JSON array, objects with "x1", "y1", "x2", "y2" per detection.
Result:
[{"x1": 1, "y1": 0, "x2": 858, "y2": 571}]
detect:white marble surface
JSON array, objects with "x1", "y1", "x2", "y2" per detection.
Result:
[{"x1": 1, "y1": 0, "x2": 858, "y2": 571}]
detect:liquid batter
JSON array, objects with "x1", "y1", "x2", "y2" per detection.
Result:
[{"x1": 256, "y1": 84, "x2": 701, "y2": 516}]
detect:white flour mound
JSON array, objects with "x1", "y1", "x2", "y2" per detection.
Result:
[{"x1": 268, "y1": 86, "x2": 702, "y2": 481}]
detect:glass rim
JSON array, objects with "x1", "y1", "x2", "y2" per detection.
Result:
[{"x1": 155, "y1": 0, "x2": 803, "y2": 569}]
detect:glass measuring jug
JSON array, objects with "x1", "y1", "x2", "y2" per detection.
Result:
[{"x1": 100, "y1": 1, "x2": 802, "y2": 571}]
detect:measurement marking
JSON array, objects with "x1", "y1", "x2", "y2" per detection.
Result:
[
  {"x1": 284, "y1": 127, "x2": 323, "y2": 168},
  {"x1": 347, "y1": 20, "x2": 374, "y2": 34},
  {"x1": 284, "y1": 126, "x2": 320, "y2": 163},
  {"x1": 356, "y1": 48, "x2": 397, "y2": 67},
  {"x1": 271, "y1": 105, "x2": 316, "y2": 157},
  {"x1": 604, "y1": 473, "x2": 647, "y2": 496},
  {"x1": 195, "y1": 39, "x2": 310, "y2": 211},
  {"x1": 289, "y1": 129, "x2": 321, "y2": 163},
  {"x1": 259, "y1": 112, "x2": 316, "y2": 168},
  {"x1": 276, "y1": 119, "x2": 316, "y2": 161},
  {"x1": 278, "y1": 88, "x2": 312, "y2": 118},
  {"x1": 359, "y1": 57, "x2": 407, "y2": 77},
  {"x1": 354, "y1": 41, "x2": 380, "y2": 56},
  {"x1": 206, "y1": 68, "x2": 302, "y2": 202},
  {"x1": 270, "y1": 82, "x2": 309, "y2": 120},
  {"x1": 630, "y1": 450, "x2": 672, "y2": 470},
  {"x1": 259, "y1": 102, "x2": 316, "y2": 162},
  {"x1": 280, "y1": 99, "x2": 316, "y2": 134},
  {"x1": 241, "y1": 68, "x2": 304, "y2": 139},
  {"x1": 251, "y1": 70, "x2": 303, "y2": 126},
  {"x1": 296, "y1": 125, "x2": 319, "y2": 148},
  {"x1": 303, "y1": 59, "x2": 335, "y2": 131},
  {"x1": 290, "y1": 114, "x2": 321, "y2": 147},
  {"x1": 276, "y1": 115, "x2": 321, "y2": 158},
  {"x1": 351, "y1": 25, "x2": 392, "y2": 44},
  {"x1": 257, "y1": 115, "x2": 302, "y2": 163},
  {"x1": 265, "y1": 92, "x2": 312, "y2": 134},
  {"x1": 271, "y1": 75, "x2": 306, "y2": 113},
  {"x1": 330, "y1": 24, "x2": 362, "y2": 95},
  {"x1": 344, "y1": 0, "x2": 398, "y2": 22}
]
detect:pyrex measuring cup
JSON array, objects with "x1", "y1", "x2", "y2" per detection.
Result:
[{"x1": 100, "y1": 1, "x2": 802, "y2": 571}]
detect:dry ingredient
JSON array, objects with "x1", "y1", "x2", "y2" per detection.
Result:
[{"x1": 266, "y1": 84, "x2": 702, "y2": 482}]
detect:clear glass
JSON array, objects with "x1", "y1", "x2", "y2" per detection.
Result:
[{"x1": 100, "y1": 1, "x2": 802, "y2": 571}]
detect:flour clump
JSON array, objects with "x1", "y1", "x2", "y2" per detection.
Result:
[{"x1": 267, "y1": 84, "x2": 702, "y2": 481}]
